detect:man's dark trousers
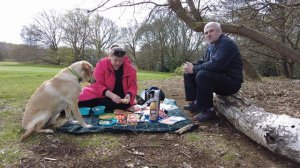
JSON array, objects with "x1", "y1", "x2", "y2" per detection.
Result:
[{"x1": 184, "y1": 70, "x2": 241, "y2": 112}]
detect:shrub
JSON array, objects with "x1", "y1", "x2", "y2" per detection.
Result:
[{"x1": 174, "y1": 65, "x2": 184, "y2": 75}]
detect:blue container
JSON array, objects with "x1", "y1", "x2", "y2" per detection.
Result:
[
  {"x1": 91, "y1": 106, "x2": 106, "y2": 116},
  {"x1": 79, "y1": 107, "x2": 91, "y2": 116},
  {"x1": 98, "y1": 118, "x2": 117, "y2": 126}
]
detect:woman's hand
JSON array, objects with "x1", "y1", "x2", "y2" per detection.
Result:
[
  {"x1": 111, "y1": 94, "x2": 122, "y2": 104},
  {"x1": 124, "y1": 93, "x2": 130, "y2": 101},
  {"x1": 105, "y1": 90, "x2": 121, "y2": 103},
  {"x1": 121, "y1": 93, "x2": 130, "y2": 104}
]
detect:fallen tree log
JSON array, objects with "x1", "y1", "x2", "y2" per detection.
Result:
[{"x1": 214, "y1": 94, "x2": 300, "y2": 163}]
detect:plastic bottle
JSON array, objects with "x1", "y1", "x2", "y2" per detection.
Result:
[
  {"x1": 154, "y1": 90, "x2": 160, "y2": 116},
  {"x1": 149, "y1": 100, "x2": 157, "y2": 121},
  {"x1": 149, "y1": 90, "x2": 160, "y2": 121}
]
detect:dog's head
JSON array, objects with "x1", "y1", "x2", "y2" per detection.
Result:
[
  {"x1": 69, "y1": 61, "x2": 95, "y2": 83},
  {"x1": 81, "y1": 61, "x2": 95, "y2": 83}
]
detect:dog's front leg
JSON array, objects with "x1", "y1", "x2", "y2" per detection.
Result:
[
  {"x1": 65, "y1": 106, "x2": 79, "y2": 124},
  {"x1": 69, "y1": 104, "x2": 92, "y2": 128}
]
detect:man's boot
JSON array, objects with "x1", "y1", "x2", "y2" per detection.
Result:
[
  {"x1": 192, "y1": 109, "x2": 217, "y2": 122},
  {"x1": 183, "y1": 101, "x2": 197, "y2": 111}
]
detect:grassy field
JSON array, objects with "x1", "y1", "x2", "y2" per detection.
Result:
[{"x1": 0, "y1": 62, "x2": 174, "y2": 166}]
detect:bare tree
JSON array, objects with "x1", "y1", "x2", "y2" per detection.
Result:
[
  {"x1": 87, "y1": 13, "x2": 119, "y2": 59},
  {"x1": 121, "y1": 24, "x2": 140, "y2": 67},
  {"x1": 21, "y1": 24, "x2": 42, "y2": 46},
  {"x1": 61, "y1": 9, "x2": 90, "y2": 62},
  {"x1": 33, "y1": 10, "x2": 62, "y2": 52},
  {"x1": 137, "y1": 10, "x2": 203, "y2": 72},
  {"x1": 21, "y1": 10, "x2": 63, "y2": 65},
  {"x1": 137, "y1": 23, "x2": 158, "y2": 70},
  {"x1": 166, "y1": 14, "x2": 203, "y2": 70},
  {"x1": 138, "y1": 13, "x2": 170, "y2": 71}
]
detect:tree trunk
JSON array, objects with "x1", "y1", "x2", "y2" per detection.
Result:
[
  {"x1": 214, "y1": 94, "x2": 300, "y2": 163},
  {"x1": 242, "y1": 57, "x2": 261, "y2": 81}
]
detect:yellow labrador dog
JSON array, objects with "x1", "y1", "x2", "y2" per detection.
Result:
[{"x1": 21, "y1": 61, "x2": 94, "y2": 141}]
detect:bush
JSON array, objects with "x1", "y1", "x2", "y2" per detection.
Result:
[
  {"x1": 174, "y1": 65, "x2": 184, "y2": 75},
  {"x1": 257, "y1": 61, "x2": 279, "y2": 77}
]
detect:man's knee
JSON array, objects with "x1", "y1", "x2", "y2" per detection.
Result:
[
  {"x1": 195, "y1": 70, "x2": 212, "y2": 82},
  {"x1": 184, "y1": 73, "x2": 194, "y2": 80},
  {"x1": 183, "y1": 73, "x2": 189, "y2": 79}
]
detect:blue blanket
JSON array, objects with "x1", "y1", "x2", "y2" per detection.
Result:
[{"x1": 56, "y1": 99, "x2": 193, "y2": 134}]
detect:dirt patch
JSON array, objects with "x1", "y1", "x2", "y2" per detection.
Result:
[
  {"x1": 239, "y1": 78, "x2": 300, "y2": 117},
  {"x1": 19, "y1": 137, "x2": 85, "y2": 167},
  {"x1": 18, "y1": 77, "x2": 300, "y2": 167}
]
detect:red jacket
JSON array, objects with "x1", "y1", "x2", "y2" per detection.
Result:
[{"x1": 79, "y1": 56, "x2": 137, "y2": 105}]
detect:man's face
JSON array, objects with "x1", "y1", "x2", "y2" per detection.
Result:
[
  {"x1": 109, "y1": 55, "x2": 124, "y2": 70},
  {"x1": 204, "y1": 25, "x2": 222, "y2": 44}
]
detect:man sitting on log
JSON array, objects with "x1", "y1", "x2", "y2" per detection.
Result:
[{"x1": 183, "y1": 22, "x2": 243, "y2": 122}]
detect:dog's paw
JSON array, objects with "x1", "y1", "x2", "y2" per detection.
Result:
[
  {"x1": 37, "y1": 129, "x2": 54, "y2": 134},
  {"x1": 69, "y1": 120, "x2": 79, "y2": 124},
  {"x1": 83, "y1": 124, "x2": 92, "y2": 128},
  {"x1": 46, "y1": 129, "x2": 55, "y2": 134}
]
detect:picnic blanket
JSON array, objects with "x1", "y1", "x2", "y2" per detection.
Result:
[{"x1": 57, "y1": 99, "x2": 193, "y2": 134}]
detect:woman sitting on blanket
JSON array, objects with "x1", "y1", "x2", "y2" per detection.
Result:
[{"x1": 78, "y1": 45, "x2": 137, "y2": 111}]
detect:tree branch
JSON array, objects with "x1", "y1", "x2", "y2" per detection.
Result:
[
  {"x1": 87, "y1": 0, "x2": 110, "y2": 13},
  {"x1": 168, "y1": 0, "x2": 199, "y2": 30},
  {"x1": 221, "y1": 24, "x2": 300, "y2": 63},
  {"x1": 87, "y1": 1, "x2": 168, "y2": 14},
  {"x1": 186, "y1": 0, "x2": 202, "y2": 21}
]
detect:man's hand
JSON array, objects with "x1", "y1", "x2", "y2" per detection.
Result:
[{"x1": 183, "y1": 62, "x2": 194, "y2": 74}]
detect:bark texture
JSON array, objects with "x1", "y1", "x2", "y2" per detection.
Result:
[{"x1": 214, "y1": 94, "x2": 300, "y2": 163}]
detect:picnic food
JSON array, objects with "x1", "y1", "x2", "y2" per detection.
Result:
[
  {"x1": 115, "y1": 114, "x2": 127, "y2": 124},
  {"x1": 114, "y1": 109, "x2": 126, "y2": 114},
  {"x1": 99, "y1": 113, "x2": 115, "y2": 120},
  {"x1": 127, "y1": 113, "x2": 140, "y2": 125},
  {"x1": 120, "y1": 98, "x2": 129, "y2": 104},
  {"x1": 114, "y1": 109, "x2": 132, "y2": 115}
]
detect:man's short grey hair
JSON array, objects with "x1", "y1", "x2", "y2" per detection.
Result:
[{"x1": 205, "y1": 22, "x2": 222, "y2": 32}]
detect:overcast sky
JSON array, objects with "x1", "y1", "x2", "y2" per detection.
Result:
[{"x1": 0, "y1": 0, "x2": 150, "y2": 44}]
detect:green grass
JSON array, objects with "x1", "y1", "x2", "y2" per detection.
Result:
[
  {"x1": 137, "y1": 70, "x2": 175, "y2": 80},
  {"x1": 0, "y1": 61, "x2": 64, "y2": 68},
  {"x1": 0, "y1": 62, "x2": 174, "y2": 166}
]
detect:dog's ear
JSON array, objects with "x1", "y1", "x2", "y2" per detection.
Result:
[{"x1": 82, "y1": 62, "x2": 93, "y2": 74}]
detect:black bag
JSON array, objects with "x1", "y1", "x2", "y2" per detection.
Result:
[{"x1": 137, "y1": 86, "x2": 165, "y2": 105}]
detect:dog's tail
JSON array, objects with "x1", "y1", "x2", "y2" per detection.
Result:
[{"x1": 20, "y1": 127, "x2": 34, "y2": 142}]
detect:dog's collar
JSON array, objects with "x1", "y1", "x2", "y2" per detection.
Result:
[{"x1": 67, "y1": 67, "x2": 82, "y2": 82}]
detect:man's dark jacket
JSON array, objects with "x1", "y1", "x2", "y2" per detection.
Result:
[{"x1": 193, "y1": 34, "x2": 243, "y2": 83}]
